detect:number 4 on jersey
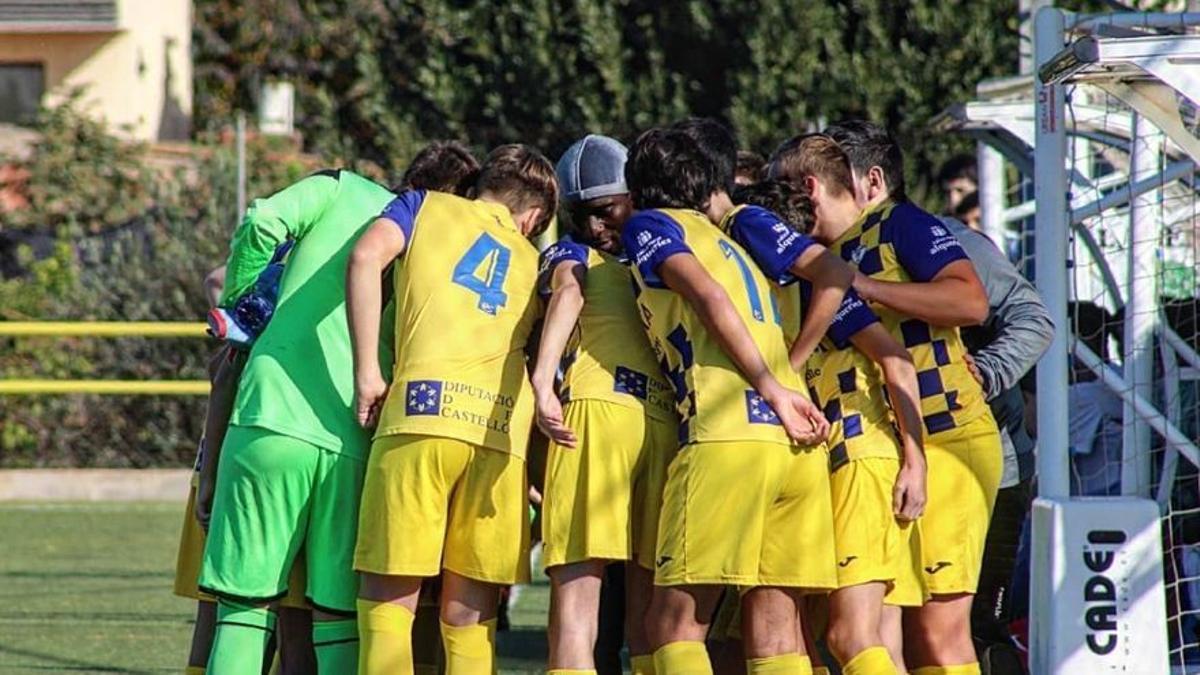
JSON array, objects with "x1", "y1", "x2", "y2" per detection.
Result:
[{"x1": 453, "y1": 233, "x2": 512, "y2": 315}]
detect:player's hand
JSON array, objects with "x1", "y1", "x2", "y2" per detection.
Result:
[
  {"x1": 851, "y1": 271, "x2": 877, "y2": 302},
  {"x1": 763, "y1": 382, "x2": 827, "y2": 446},
  {"x1": 354, "y1": 370, "x2": 388, "y2": 428},
  {"x1": 893, "y1": 456, "x2": 927, "y2": 522},
  {"x1": 534, "y1": 388, "x2": 577, "y2": 449},
  {"x1": 195, "y1": 472, "x2": 215, "y2": 532},
  {"x1": 963, "y1": 352, "x2": 984, "y2": 386}
]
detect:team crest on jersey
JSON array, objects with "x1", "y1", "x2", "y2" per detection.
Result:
[
  {"x1": 849, "y1": 245, "x2": 867, "y2": 266},
  {"x1": 613, "y1": 366, "x2": 649, "y2": 400},
  {"x1": 405, "y1": 380, "x2": 443, "y2": 416},
  {"x1": 637, "y1": 230, "x2": 653, "y2": 247},
  {"x1": 931, "y1": 224, "x2": 948, "y2": 237},
  {"x1": 745, "y1": 390, "x2": 782, "y2": 425}
]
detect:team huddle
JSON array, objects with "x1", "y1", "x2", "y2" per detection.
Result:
[{"x1": 175, "y1": 118, "x2": 1003, "y2": 675}]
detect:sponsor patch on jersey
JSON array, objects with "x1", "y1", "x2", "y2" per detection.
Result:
[
  {"x1": 613, "y1": 366, "x2": 649, "y2": 400},
  {"x1": 745, "y1": 390, "x2": 782, "y2": 425},
  {"x1": 405, "y1": 380, "x2": 443, "y2": 416}
]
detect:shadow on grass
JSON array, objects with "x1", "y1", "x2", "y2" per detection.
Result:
[{"x1": 0, "y1": 641, "x2": 156, "y2": 674}]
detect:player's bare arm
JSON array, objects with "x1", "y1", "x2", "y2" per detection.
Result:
[
  {"x1": 788, "y1": 245, "x2": 853, "y2": 370},
  {"x1": 658, "y1": 251, "x2": 829, "y2": 445},
  {"x1": 530, "y1": 259, "x2": 587, "y2": 448},
  {"x1": 853, "y1": 258, "x2": 988, "y2": 328},
  {"x1": 849, "y1": 323, "x2": 927, "y2": 521},
  {"x1": 346, "y1": 217, "x2": 408, "y2": 428}
]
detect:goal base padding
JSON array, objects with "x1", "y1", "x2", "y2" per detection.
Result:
[{"x1": 1029, "y1": 496, "x2": 1168, "y2": 674}]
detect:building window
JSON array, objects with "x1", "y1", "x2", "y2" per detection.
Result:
[{"x1": 0, "y1": 64, "x2": 44, "y2": 125}]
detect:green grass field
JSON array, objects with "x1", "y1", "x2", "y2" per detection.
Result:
[{"x1": 0, "y1": 502, "x2": 550, "y2": 674}]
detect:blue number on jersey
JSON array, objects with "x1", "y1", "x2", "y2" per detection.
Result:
[
  {"x1": 453, "y1": 233, "x2": 512, "y2": 315},
  {"x1": 718, "y1": 240, "x2": 765, "y2": 322}
]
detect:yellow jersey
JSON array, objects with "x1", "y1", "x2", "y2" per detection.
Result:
[
  {"x1": 832, "y1": 200, "x2": 988, "y2": 436},
  {"x1": 620, "y1": 208, "x2": 810, "y2": 447},
  {"x1": 716, "y1": 202, "x2": 902, "y2": 470},
  {"x1": 537, "y1": 237, "x2": 675, "y2": 421},
  {"x1": 374, "y1": 190, "x2": 541, "y2": 458}
]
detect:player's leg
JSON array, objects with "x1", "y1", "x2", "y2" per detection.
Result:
[
  {"x1": 304, "y1": 448, "x2": 371, "y2": 674},
  {"x1": 647, "y1": 585, "x2": 724, "y2": 674},
  {"x1": 628, "y1": 415, "x2": 679, "y2": 675},
  {"x1": 412, "y1": 578, "x2": 444, "y2": 675},
  {"x1": 650, "y1": 441, "x2": 792, "y2": 674},
  {"x1": 440, "y1": 445, "x2": 531, "y2": 675},
  {"x1": 826, "y1": 584, "x2": 894, "y2": 675},
  {"x1": 748, "y1": 444, "x2": 837, "y2": 675},
  {"x1": 879, "y1": 604, "x2": 906, "y2": 671},
  {"x1": 200, "y1": 426, "x2": 319, "y2": 674},
  {"x1": 547, "y1": 560, "x2": 607, "y2": 670},
  {"x1": 355, "y1": 434, "x2": 467, "y2": 674},
  {"x1": 186, "y1": 600, "x2": 216, "y2": 674},
  {"x1": 276, "y1": 606, "x2": 316, "y2": 675},
  {"x1": 543, "y1": 400, "x2": 645, "y2": 673},
  {"x1": 904, "y1": 415, "x2": 1003, "y2": 673}
]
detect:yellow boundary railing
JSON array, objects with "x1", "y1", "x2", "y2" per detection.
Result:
[{"x1": 0, "y1": 322, "x2": 211, "y2": 395}]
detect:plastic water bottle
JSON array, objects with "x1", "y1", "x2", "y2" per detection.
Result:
[{"x1": 207, "y1": 240, "x2": 294, "y2": 349}]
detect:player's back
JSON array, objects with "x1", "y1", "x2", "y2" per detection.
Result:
[
  {"x1": 833, "y1": 200, "x2": 987, "y2": 435},
  {"x1": 624, "y1": 207, "x2": 807, "y2": 447},
  {"x1": 233, "y1": 170, "x2": 395, "y2": 456},
  {"x1": 376, "y1": 191, "x2": 541, "y2": 457},
  {"x1": 538, "y1": 236, "x2": 674, "y2": 421}
]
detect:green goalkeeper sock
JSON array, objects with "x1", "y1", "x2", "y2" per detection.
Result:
[
  {"x1": 313, "y1": 618, "x2": 358, "y2": 674},
  {"x1": 208, "y1": 600, "x2": 275, "y2": 674}
]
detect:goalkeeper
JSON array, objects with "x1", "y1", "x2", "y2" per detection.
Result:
[{"x1": 198, "y1": 143, "x2": 479, "y2": 675}]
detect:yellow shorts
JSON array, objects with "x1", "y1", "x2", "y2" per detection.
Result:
[
  {"x1": 830, "y1": 457, "x2": 925, "y2": 606},
  {"x1": 174, "y1": 477, "x2": 308, "y2": 608},
  {"x1": 918, "y1": 412, "x2": 1003, "y2": 595},
  {"x1": 655, "y1": 441, "x2": 836, "y2": 589},
  {"x1": 541, "y1": 400, "x2": 676, "y2": 569},
  {"x1": 355, "y1": 434, "x2": 531, "y2": 585}
]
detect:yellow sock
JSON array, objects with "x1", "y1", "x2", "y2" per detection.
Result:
[
  {"x1": 843, "y1": 646, "x2": 897, "y2": 675},
  {"x1": 482, "y1": 617, "x2": 498, "y2": 675},
  {"x1": 631, "y1": 654, "x2": 656, "y2": 675},
  {"x1": 747, "y1": 653, "x2": 810, "y2": 674},
  {"x1": 911, "y1": 665, "x2": 981, "y2": 675},
  {"x1": 357, "y1": 599, "x2": 415, "y2": 675},
  {"x1": 814, "y1": 667, "x2": 831, "y2": 675},
  {"x1": 653, "y1": 641, "x2": 712, "y2": 675},
  {"x1": 441, "y1": 621, "x2": 494, "y2": 675},
  {"x1": 184, "y1": 667, "x2": 205, "y2": 675},
  {"x1": 546, "y1": 670, "x2": 597, "y2": 675}
]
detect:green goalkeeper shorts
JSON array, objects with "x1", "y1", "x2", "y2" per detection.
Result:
[{"x1": 199, "y1": 424, "x2": 365, "y2": 614}]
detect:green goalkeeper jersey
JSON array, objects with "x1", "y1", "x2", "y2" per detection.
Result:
[{"x1": 220, "y1": 169, "x2": 395, "y2": 457}]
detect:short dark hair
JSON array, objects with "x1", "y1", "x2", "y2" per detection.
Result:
[
  {"x1": 937, "y1": 154, "x2": 978, "y2": 187},
  {"x1": 733, "y1": 179, "x2": 816, "y2": 235},
  {"x1": 475, "y1": 144, "x2": 559, "y2": 237},
  {"x1": 767, "y1": 133, "x2": 855, "y2": 198},
  {"x1": 398, "y1": 141, "x2": 479, "y2": 196},
  {"x1": 735, "y1": 150, "x2": 766, "y2": 185},
  {"x1": 824, "y1": 119, "x2": 907, "y2": 202},
  {"x1": 625, "y1": 128, "x2": 719, "y2": 211},
  {"x1": 671, "y1": 117, "x2": 738, "y2": 194}
]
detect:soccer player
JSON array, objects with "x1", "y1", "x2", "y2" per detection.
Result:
[
  {"x1": 620, "y1": 127, "x2": 832, "y2": 675},
  {"x1": 770, "y1": 127, "x2": 1002, "y2": 675},
  {"x1": 734, "y1": 178, "x2": 928, "y2": 675},
  {"x1": 531, "y1": 134, "x2": 677, "y2": 675},
  {"x1": 347, "y1": 144, "x2": 557, "y2": 675},
  {"x1": 198, "y1": 142, "x2": 480, "y2": 675}
]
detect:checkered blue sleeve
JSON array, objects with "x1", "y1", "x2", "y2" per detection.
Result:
[
  {"x1": 887, "y1": 203, "x2": 968, "y2": 281},
  {"x1": 800, "y1": 282, "x2": 879, "y2": 349},
  {"x1": 537, "y1": 237, "x2": 589, "y2": 297},
  {"x1": 728, "y1": 206, "x2": 817, "y2": 285},
  {"x1": 620, "y1": 211, "x2": 692, "y2": 289},
  {"x1": 378, "y1": 189, "x2": 427, "y2": 243}
]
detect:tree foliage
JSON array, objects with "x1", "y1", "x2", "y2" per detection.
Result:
[{"x1": 194, "y1": 0, "x2": 1033, "y2": 204}]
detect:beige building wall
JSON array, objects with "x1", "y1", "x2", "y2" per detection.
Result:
[{"x1": 0, "y1": 0, "x2": 192, "y2": 141}]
